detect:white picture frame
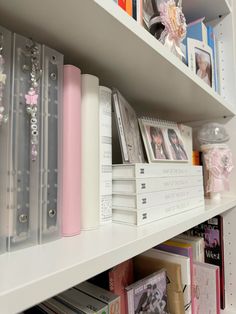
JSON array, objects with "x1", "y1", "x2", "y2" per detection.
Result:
[
  {"x1": 187, "y1": 38, "x2": 215, "y2": 89},
  {"x1": 138, "y1": 118, "x2": 189, "y2": 163}
]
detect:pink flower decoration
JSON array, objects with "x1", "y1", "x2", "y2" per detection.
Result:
[
  {"x1": 160, "y1": 0, "x2": 186, "y2": 42},
  {"x1": 25, "y1": 89, "x2": 38, "y2": 106}
]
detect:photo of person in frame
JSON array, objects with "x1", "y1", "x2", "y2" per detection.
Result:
[
  {"x1": 150, "y1": 284, "x2": 168, "y2": 314},
  {"x1": 122, "y1": 105, "x2": 145, "y2": 163},
  {"x1": 149, "y1": 126, "x2": 170, "y2": 160},
  {"x1": 135, "y1": 283, "x2": 153, "y2": 313},
  {"x1": 167, "y1": 128, "x2": 188, "y2": 161},
  {"x1": 195, "y1": 47, "x2": 212, "y2": 87}
]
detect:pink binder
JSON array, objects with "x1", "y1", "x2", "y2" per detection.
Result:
[{"x1": 62, "y1": 65, "x2": 81, "y2": 236}]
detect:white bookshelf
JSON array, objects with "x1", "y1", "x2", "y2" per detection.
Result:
[
  {"x1": 0, "y1": 0, "x2": 236, "y2": 313},
  {"x1": 0, "y1": 197, "x2": 235, "y2": 314},
  {"x1": 0, "y1": 0, "x2": 235, "y2": 122}
]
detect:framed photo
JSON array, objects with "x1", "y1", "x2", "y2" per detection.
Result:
[
  {"x1": 139, "y1": 117, "x2": 189, "y2": 163},
  {"x1": 187, "y1": 38, "x2": 215, "y2": 89},
  {"x1": 112, "y1": 89, "x2": 145, "y2": 164}
]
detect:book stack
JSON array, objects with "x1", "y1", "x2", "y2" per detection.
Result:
[
  {"x1": 25, "y1": 281, "x2": 120, "y2": 314},
  {"x1": 112, "y1": 163, "x2": 205, "y2": 226},
  {"x1": 139, "y1": 232, "x2": 221, "y2": 314},
  {"x1": 185, "y1": 215, "x2": 225, "y2": 310},
  {"x1": 153, "y1": 223, "x2": 223, "y2": 313}
]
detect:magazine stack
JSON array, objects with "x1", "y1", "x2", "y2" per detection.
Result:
[{"x1": 112, "y1": 163, "x2": 204, "y2": 226}]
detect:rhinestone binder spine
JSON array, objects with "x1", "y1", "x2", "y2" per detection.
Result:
[
  {"x1": 7, "y1": 33, "x2": 41, "y2": 250},
  {"x1": 40, "y1": 45, "x2": 63, "y2": 243},
  {"x1": 0, "y1": 25, "x2": 12, "y2": 254}
]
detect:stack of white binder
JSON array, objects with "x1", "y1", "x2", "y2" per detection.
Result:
[{"x1": 112, "y1": 163, "x2": 205, "y2": 226}]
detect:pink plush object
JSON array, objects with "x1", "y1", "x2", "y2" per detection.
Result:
[
  {"x1": 204, "y1": 147, "x2": 233, "y2": 193},
  {"x1": 159, "y1": 0, "x2": 186, "y2": 59}
]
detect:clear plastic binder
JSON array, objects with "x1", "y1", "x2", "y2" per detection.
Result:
[
  {"x1": 40, "y1": 45, "x2": 63, "y2": 243},
  {"x1": 0, "y1": 25, "x2": 12, "y2": 254},
  {"x1": 7, "y1": 33, "x2": 41, "y2": 250}
]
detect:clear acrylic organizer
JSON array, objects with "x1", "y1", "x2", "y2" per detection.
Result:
[{"x1": 39, "y1": 45, "x2": 63, "y2": 243}]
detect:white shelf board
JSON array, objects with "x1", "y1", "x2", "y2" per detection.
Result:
[
  {"x1": 0, "y1": 0, "x2": 234, "y2": 122},
  {"x1": 183, "y1": 0, "x2": 231, "y2": 22},
  {"x1": 0, "y1": 196, "x2": 236, "y2": 314}
]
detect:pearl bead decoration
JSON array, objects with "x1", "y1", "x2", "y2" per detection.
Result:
[
  {"x1": 0, "y1": 39, "x2": 8, "y2": 126},
  {"x1": 25, "y1": 42, "x2": 41, "y2": 161}
]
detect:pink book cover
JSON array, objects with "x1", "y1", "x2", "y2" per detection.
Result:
[
  {"x1": 62, "y1": 65, "x2": 81, "y2": 236},
  {"x1": 156, "y1": 241, "x2": 194, "y2": 313},
  {"x1": 187, "y1": 215, "x2": 225, "y2": 308},
  {"x1": 109, "y1": 259, "x2": 134, "y2": 314},
  {"x1": 193, "y1": 262, "x2": 220, "y2": 314}
]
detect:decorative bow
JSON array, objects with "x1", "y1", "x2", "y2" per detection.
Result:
[{"x1": 159, "y1": 0, "x2": 186, "y2": 59}]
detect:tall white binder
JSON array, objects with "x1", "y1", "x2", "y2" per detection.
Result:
[
  {"x1": 99, "y1": 86, "x2": 112, "y2": 224},
  {"x1": 81, "y1": 74, "x2": 100, "y2": 230}
]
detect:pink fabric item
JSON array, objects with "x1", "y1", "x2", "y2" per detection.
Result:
[
  {"x1": 62, "y1": 65, "x2": 81, "y2": 236},
  {"x1": 204, "y1": 147, "x2": 233, "y2": 193},
  {"x1": 159, "y1": 0, "x2": 186, "y2": 42},
  {"x1": 159, "y1": 0, "x2": 186, "y2": 58}
]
